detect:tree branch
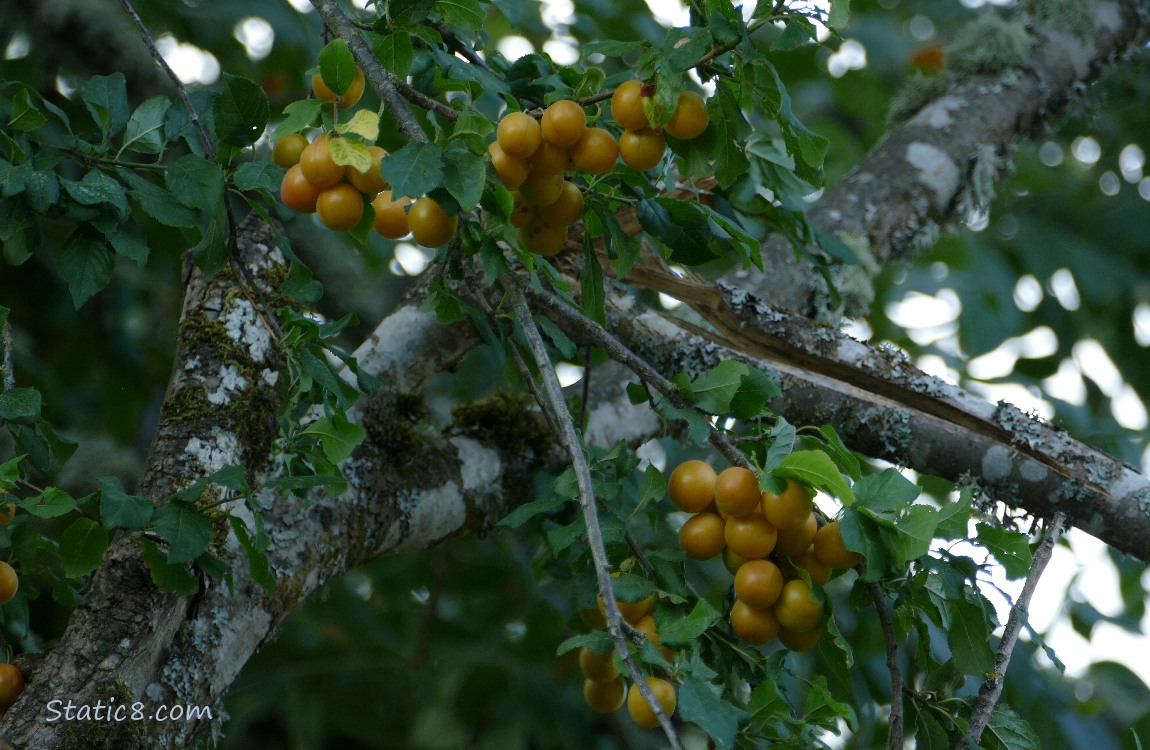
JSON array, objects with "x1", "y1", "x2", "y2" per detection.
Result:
[{"x1": 868, "y1": 583, "x2": 903, "y2": 750}]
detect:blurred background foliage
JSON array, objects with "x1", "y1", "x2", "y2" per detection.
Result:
[{"x1": 1, "y1": 0, "x2": 1148, "y2": 747}]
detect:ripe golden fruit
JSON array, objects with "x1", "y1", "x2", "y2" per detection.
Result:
[
  {"x1": 779, "y1": 625, "x2": 822, "y2": 652},
  {"x1": 584, "y1": 675, "x2": 626, "y2": 713},
  {"x1": 489, "y1": 141, "x2": 530, "y2": 189},
  {"x1": 529, "y1": 140, "x2": 571, "y2": 174},
  {"x1": 791, "y1": 544, "x2": 832, "y2": 585},
  {"x1": 714, "y1": 467, "x2": 761, "y2": 517},
  {"x1": 814, "y1": 520, "x2": 863, "y2": 570},
  {"x1": 518, "y1": 220, "x2": 568, "y2": 257},
  {"x1": 667, "y1": 459, "x2": 716, "y2": 513},
  {"x1": 536, "y1": 181, "x2": 584, "y2": 227},
  {"x1": 598, "y1": 576, "x2": 654, "y2": 625},
  {"x1": 272, "y1": 133, "x2": 308, "y2": 168},
  {"x1": 408, "y1": 196, "x2": 458, "y2": 247},
  {"x1": 579, "y1": 647, "x2": 619, "y2": 683},
  {"x1": 619, "y1": 128, "x2": 666, "y2": 171},
  {"x1": 541, "y1": 99, "x2": 587, "y2": 147},
  {"x1": 722, "y1": 546, "x2": 748, "y2": 575},
  {"x1": 509, "y1": 193, "x2": 535, "y2": 228},
  {"x1": 724, "y1": 513, "x2": 777, "y2": 560},
  {"x1": 519, "y1": 170, "x2": 565, "y2": 207},
  {"x1": 665, "y1": 90, "x2": 709, "y2": 140},
  {"x1": 762, "y1": 480, "x2": 815, "y2": 530},
  {"x1": 299, "y1": 134, "x2": 346, "y2": 189},
  {"x1": 279, "y1": 164, "x2": 321, "y2": 213},
  {"x1": 0, "y1": 663, "x2": 24, "y2": 712},
  {"x1": 312, "y1": 66, "x2": 366, "y2": 107},
  {"x1": 774, "y1": 512, "x2": 818, "y2": 558},
  {"x1": 611, "y1": 80, "x2": 651, "y2": 131},
  {"x1": 734, "y1": 559, "x2": 784, "y2": 609},
  {"x1": 370, "y1": 191, "x2": 411, "y2": 239},
  {"x1": 316, "y1": 183, "x2": 365, "y2": 232},
  {"x1": 570, "y1": 127, "x2": 619, "y2": 174},
  {"x1": 0, "y1": 562, "x2": 17, "y2": 606},
  {"x1": 497, "y1": 111, "x2": 542, "y2": 158},
  {"x1": 772, "y1": 579, "x2": 824, "y2": 633},
  {"x1": 678, "y1": 512, "x2": 726, "y2": 560},
  {"x1": 634, "y1": 615, "x2": 660, "y2": 647},
  {"x1": 627, "y1": 676, "x2": 677, "y2": 729},
  {"x1": 730, "y1": 599, "x2": 780, "y2": 644},
  {"x1": 347, "y1": 145, "x2": 389, "y2": 195}
]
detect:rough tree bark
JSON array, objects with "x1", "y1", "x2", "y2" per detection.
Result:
[{"x1": 0, "y1": 1, "x2": 1147, "y2": 747}]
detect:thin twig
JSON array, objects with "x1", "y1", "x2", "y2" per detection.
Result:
[
  {"x1": 957, "y1": 511, "x2": 1067, "y2": 749},
  {"x1": 429, "y1": 21, "x2": 493, "y2": 71},
  {"x1": 116, "y1": 0, "x2": 215, "y2": 161},
  {"x1": 0, "y1": 317, "x2": 13, "y2": 393},
  {"x1": 520, "y1": 281, "x2": 754, "y2": 473},
  {"x1": 502, "y1": 279, "x2": 684, "y2": 750},
  {"x1": 868, "y1": 582, "x2": 903, "y2": 750}
]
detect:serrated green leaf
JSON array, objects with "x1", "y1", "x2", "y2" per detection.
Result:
[
  {"x1": 272, "y1": 99, "x2": 324, "y2": 139},
  {"x1": 583, "y1": 40, "x2": 647, "y2": 57},
  {"x1": 828, "y1": 0, "x2": 850, "y2": 29},
  {"x1": 662, "y1": 27, "x2": 713, "y2": 72},
  {"x1": 152, "y1": 501, "x2": 213, "y2": 564},
  {"x1": 443, "y1": 143, "x2": 486, "y2": 211},
  {"x1": 58, "y1": 227, "x2": 114, "y2": 308},
  {"x1": 948, "y1": 594, "x2": 996, "y2": 676},
  {"x1": 657, "y1": 598, "x2": 721, "y2": 646},
  {"x1": 380, "y1": 142, "x2": 445, "y2": 199},
  {"x1": 688, "y1": 360, "x2": 749, "y2": 414},
  {"x1": 8, "y1": 87, "x2": 47, "y2": 133},
  {"x1": 773, "y1": 449, "x2": 854, "y2": 504},
  {"x1": 23, "y1": 171, "x2": 61, "y2": 214},
  {"x1": 191, "y1": 203, "x2": 229, "y2": 274},
  {"x1": 936, "y1": 489, "x2": 973, "y2": 539},
  {"x1": 301, "y1": 412, "x2": 366, "y2": 463},
  {"x1": 118, "y1": 168, "x2": 200, "y2": 228},
  {"x1": 729, "y1": 366, "x2": 780, "y2": 420},
  {"x1": 63, "y1": 169, "x2": 130, "y2": 220},
  {"x1": 0, "y1": 388, "x2": 40, "y2": 421},
  {"x1": 679, "y1": 676, "x2": 745, "y2": 750},
  {"x1": 373, "y1": 33, "x2": 415, "y2": 78},
  {"x1": 916, "y1": 709, "x2": 951, "y2": 750},
  {"x1": 213, "y1": 73, "x2": 270, "y2": 147},
  {"x1": 120, "y1": 96, "x2": 171, "y2": 155},
  {"x1": 556, "y1": 630, "x2": 613, "y2": 655},
  {"x1": 579, "y1": 241, "x2": 606, "y2": 324},
  {"x1": 166, "y1": 154, "x2": 225, "y2": 214},
  {"x1": 81, "y1": 73, "x2": 129, "y2": 139},
  {"x1": 99, "y1": 476, "x2": 153, "y2": 529},
  {"x1": 21, "y1": 486, "x2": 77, "y2": 518},
  {"x1": 626, "y1": 382, "x2": 648, "y2": 405},
  {"x1": 0, "y1": 454, "x2": 22, "y2": 485},
  {"x1": 636, "y1": 464, "x2": 666, "y2": 513},
  {"x1": 59, "y1": 518, "x2": 109, "y2": 578},
  {"x1": 261, "y1": 473, "x2": 345, "y2": 492},
  {"x1": 318, "y1": 39, "x2": 358, "y2": 96},
  {"x1": 228, "y1": 515, "x2": 275, "y2": 593},
  {"x1": 714, "y1": 82, "x2": 751, "y2": 187},
  {"x1": 982, "y1": 705, "x2": 1039, "y2": 750},
  {"x1": 327, "y1": 137, "x2": 372, "y2": 172},
  {"x1": 854, "y1": 468, "x2": 920, "y2": 512},
  {"x1": 976, "y1": 522, "x2": 1033, "y2": 579},
  {"x1": 435, "y1": 0, "x2": 485, "y2": 29},
  {"x1": 885, "y1": 504, "x2": 939, "y2": 565},
  {"x1": 496, "y1": 494, "x2": 566, "y2": 527},
  {"x1": 637, "y1": 197, "x2": 721, "y2": 267},
  {"x1": 232, "y1": 161, "x2": 285, "y2": 193},
  {"x1": 655, "y1": 398, "x2": 712, "y2": 445},
  {"x1": 839, "y1": 507, "x2": 886, "y2": 581},
  {"x1": 139, "y1": 538, "x2": 199, "y2": 596},
  {"x1": 534, "y1": 314, "x2": 576, "y2": 359}
]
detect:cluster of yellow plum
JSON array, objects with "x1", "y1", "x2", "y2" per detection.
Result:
[{"x1": 669, "y1": 460, "x2": 861, "y2": 650}]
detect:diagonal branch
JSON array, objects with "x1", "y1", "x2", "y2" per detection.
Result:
[{"x1": 869, "y1": 583, "x2": 904, "y2": 750}]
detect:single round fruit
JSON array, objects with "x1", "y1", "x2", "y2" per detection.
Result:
[
  {"x1": 299, "y1": 134, "x2": 346, "y2": 189},
  {"x1": 408, "y1": 197, "x2": 458, "y2": 247},
  {"x1": 347, "y1": 145, "x2": 390, "y2": 195},
  {"x1": 634, "y1": 615, "x2": 660, "y2": 647},
  {"x1": 730, "y1": 599, "x2": 780, "y2": 645},
  {"x1": 570, "y1": 127, "x2": 619, "y2": 174},
  {"x1": 0, "y1": 562, "x2": 16, "y2": 606},
  {"x1": 537, "y1": 181, "x2": 584, "y2": 227},
  {"x1": 584, "y1": 675, "x2": 625, "y2": 713},
  {"x1": 0, "y1": 663, "x2": 23, "y2": 712},
  {"x1": 529, "y1": 140, "x2": 571, "y2": 174},
  {"x1": 714, "y1": 467, "x2": 762, "y2": 517},
  {"x1": 791, "y1": 545, "x2": 832, "y2": 585},
  {"x1": 611, "y1": 80, "x2": 651, "y2": 131},
  {"x1": 489, "y1": 141, "x2": 530, "y2": 189},
  {"x1": 598, "y1": 576, "x2": 654, "y2": 625},
  {"x1": 814, "y1": 520, "x2": 863, "y2": 570},
  {"x1": 619, "y1": 128, "x2": 666, "y2": 171},
  {"x1": 667, "y1": 460, "x2": 717, "y2": 513},
  {"x1": 510, "y1": 193, "x2": 535, "y2": 228},
  {"x1": 541, "y1": 99, "x2": 587, "y2": 147},
  {"x1": 772, "y1": 578, "x2": 824, "y2": 633},
  {"x1": 762, "y1": 480, "x2": 815, "y2": 530},
  {"x1": 722, "y1": 546, "x2": 747, "y2": 575},
  {"x1": 579, "y1": 647, "x2": 619, "y2": 683},
  {"x1": 497, "y1": 111, "x2": 542, "y2": 158},
  {"x1": 678, "y1": 512, "x2": 726, "y2": 560},
  {"x1": 779, "y1": 625, "x2": 822, "y2": 652},
  {"x1": 734, "y1": 559, "x2": 784, "y2": 609},
  {"x1": 0, "y1": 502, "x2": 14, "y2": 526},
  {"x1": 665, "y1": 90, "x2": 709, "y2": 140},
  {"x1": 519, "y1": 170, "x2": 565, "y2": 207},
  {"x1": 626, "y1": 676, "x2": 676, "y2": 729},
  {"x1": 279, "y1": 164, "x2": 321, "y2": 213},
  {"x1": 272, "y1": 134, "x2": 308, "y2": 168},
  {"x1": 317, "y1": 183, "x2": 365, "y2": 231},
  {"x1": 312, "y1": 66, "x2": 366, "y2": 107},
  {"x1": 518, "y1": 220, "x2": 568, "y2": 257},
  {"x1": 370, "y1": 191, "x2": 411, "y2": 239},
  {"x1": 724, "y1": 513, "x2": 777, "y2": 560},
  {"x1": 775, "y1": 512, "x2": 818, "y2": 558}
]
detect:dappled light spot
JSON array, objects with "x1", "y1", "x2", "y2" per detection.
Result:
[
  {"x1": 497, "y1": 35, "x2": 535, "y2": 62},
  {"x1": 827, "y1": 39, "x2": 867, "y2": 77},
  {"x1": 1012, "y1": 274, "x2": 1043, "y2": 312},
  {"x1": 1071, "y1": 135, "x2": 1101, "y2": 166},
  {"x1": 1039, "y1": 141, "x2": 1064, "y2": 167},
  {"x1": 1099, "y1": 171, "x2": 1120, "y2": 196},
  {"x1": 234, "y1": 17, "x2": 275, "y2": 62},
  {"x1": 1119, "y1": 143, "x2": 1144, "y2": 183},
  {"x1": 157, "y1": 34, "x2": 220, "y2": 85},
  {"x1": 1049, "y1": 268, "x2": 1080, "y2": 311},
  {"x1": 4, "y1": 34, "x2": 29, "y2": 60}
]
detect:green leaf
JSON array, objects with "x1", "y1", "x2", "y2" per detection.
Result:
[
  {"x1": 886, "y1": 504, "x2": 939, "y2": 566},
  {"x1": 599, "y1": 207, "x2": 640, "y2": 280},
  {"x1": 556, "y1": 630, "x2": 613, "y2": 655},
  {"x1": 916, "y1": 709, "x2": 951, "y2": 750},
  {"x1": 59, "y1": 518, "x2": 109, "y2": 578},
  {"x1": 814, "y1": 424, "x2": 862, "y2": 481},
  {"x1": 839, "y1": 507, "x2": 887, "y2": 581},
  {"x1": 655, "y1": 398, "x2": 712, "y2": 445},
  {"x1": 434, "y1": 0, "x2": 485, "y2": 29},
  {"x1": 8, "y1": 87, "x2": 47, "y2": 133},
  {"x1": 118, "y1": 168, "x2": 200, "y2": 228},
  {"x1": 99, "y1": 476, "x2": 153, "y2": 529},
  {"x1": 828, "y1": 0, "x2": 850, "y2": 29},
  {"x1": 496, "y1": 494, "x2": 566, "y2": 527},
  {"x1": 936, "y1": 489, "x2": 973, "y2": 539},
  {"x1": 626, "y1": 382, "x2": 648, "y2": 405},
  {"x1": 233, "y1": 161, "x2": 286, "y2": 193},
  {"x1": 373, "y1": 33, "x2": 415, "y2": 79},
  {"x1": 713, "y1": 82, "x2": 751, "y2": 187},
  {"x1": 23, "y1": 171, "x2": 61, "y2": 214},
  {"x1": 21, "y1": 486, "x2": 77, "y2": 518},
  {"x1": 948, "y1": 594, "x2": 996, "y2": 676},
  {"x1": 380, "y1": 142, "x2": 445, "y2": 199},
  {"x1": 191, "y1": 203, "x2": 229, "y2": 274},
  {"x1": 637, "y1": 197, "x2": 721, "y2": 267},
  {"x1": 166, "y1": 154, "x2": 226, "y2": 213},
  {"x1": 579, "y1": 242, "x2": 606, "y2": 324},
  {"x1": 58, "y1": 228, "x2": 114, "y2": 308},
  {"x1": 534, "y1": 315, "x2": 576, "y2": 359},
  {"x1": 152, "y1": 500, "x2": 213, "y2": 564},
  {"x1": 139, "y1": 539, "x2": 199, "y2": 596},
  {"x1": 982, "y1": 705, "x2": 1040, "y2": 750},
  {"x1": 0, "y1": 388, "x2": 40, "y2": 421},
  {"x1": 773, "y1": 450, "x2": 854, "y2": 504},
  {"x1": 678, "y1": 676, "x2": 745, "y2": 750},
  {"x1": 0, "y1": 454, "x2": 22, "y2": 485},
  {"x1": 318, "y1": 39, "x2": 359, "y2": 96},
  {"x1": 662, "y1": 27, "x2": 713, "y2": 72},
  {"x1": 228, "y1": 515, "x2": 275, "y2": 593},
  {"x1": 583, "y1": 40, "x2": 647, "y2": 57},
  {"x1": 301, "y1": 412, "x2": 366, "y2": 463},
  {"x1": 261, "y1": 474, "x2": 345, "y2": 492},
  {"x1": 804, "y1": 675, "x2": 857, "y2": 730},
  {"x1": 609, "y1": 571, "x2": 654, "y2": 602},
  {"x1": 854, "y1": 468, "x2": 920, "y2": 512},
  {"x1": 272, "y1": 99, "x2": 324, "y2": 139},
  {"x1": 976, "y1": 523, "x2": 1033, "y2": 579},
  {"x1": 81, "y1": 73, "x2": 130, "y2": 139},
  {"x1": 120, "y1": 96, "x2": 171, "y2": 155},
  {"x1": 63, "y1": 169, "x2": 130, "y2": 220},
  {"x1": 689, "y1": 360, "x2": 749, "y2": 415},
  {"x1": 764, "y1": 418, "x2": 796, "y2": 472},
  {"x1": 213, "y1": 73, "x2": 270, "y2": 147},
  {"x1": 335, "y1": 109, "x2": 381, "y2": 141},
  {"x1": 635, "y1": 464, "x2": 666, "y2": 513},
  {"x1": 657, "y1": 598, "x2": 721, "y2": 646},
  {"x1": 729, "y1": 366, "x2": 780, "y2": 420},
  {"x1": 443, "y1": 143, "x2": 486, "y2": 211}
]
